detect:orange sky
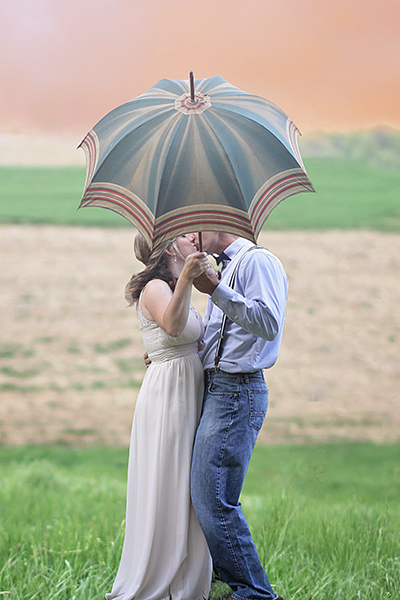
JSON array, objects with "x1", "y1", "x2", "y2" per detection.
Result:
[{"x1": 1, "y1": 0, "x2": 399, "y2": 136}]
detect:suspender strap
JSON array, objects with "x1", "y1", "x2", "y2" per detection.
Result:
[{"x1": 214, "y1": 245, "x2": 261, "y2": 368}]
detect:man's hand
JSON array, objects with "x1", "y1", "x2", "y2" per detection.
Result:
[
  {"x1": 193, "y1": 268, "x2": 220, "y2": 295},
  {"x1": 143, "y1": 351, "x2": 151, "y2": 368}
]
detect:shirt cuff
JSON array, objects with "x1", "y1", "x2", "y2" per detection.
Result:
[{"x1": 211, "y1": 282, "x2": 235, "y2": 309}]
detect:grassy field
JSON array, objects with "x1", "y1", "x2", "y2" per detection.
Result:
[
  {"x1": 0, "y1": 159, "x2": 400, "y2": 231},
  {"x1": 0, "y1": 443, "x2": 399, "y2": 600},
  {"x1": 1, "y1": 158, "x2": 399, "y2": 599}
]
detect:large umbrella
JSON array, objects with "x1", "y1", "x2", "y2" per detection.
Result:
[{"x1": 78, "y1": 74, "x2": 314, "y2": 249}]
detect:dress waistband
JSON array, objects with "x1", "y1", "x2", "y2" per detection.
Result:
[{"x1": 148, "y1": 343, "x2": 199, "y2": 364}]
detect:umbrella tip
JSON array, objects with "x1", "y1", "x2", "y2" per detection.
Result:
[{"x1": 189, "y1": 71, "x2": 195, "y2": 102}]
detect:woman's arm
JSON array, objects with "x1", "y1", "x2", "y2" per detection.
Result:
[{"x1": 142, "y1": 252, "x2": 209, "y2": 337}]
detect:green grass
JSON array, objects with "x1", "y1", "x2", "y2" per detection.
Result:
[
  {"x1": 0, "y1": 159, "x2": 400, "y2": 231},
  {"x1": 0, "y1": 443, "x2": 399, "y2": 599},
  {"x1": 267, "y1": 158, "x2": 400, "y2": 231},
  {"x1": 0, "y1": 166, "x2": 124, "y2": 227}
]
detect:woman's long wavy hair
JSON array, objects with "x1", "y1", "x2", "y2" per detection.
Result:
[{"x1": 125, "y1": 233, "x2": 181, "y2": 306}]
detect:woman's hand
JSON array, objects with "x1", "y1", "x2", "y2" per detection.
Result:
[{"x1": 181, "y1": 252, "x2": 210, "y2": 281}]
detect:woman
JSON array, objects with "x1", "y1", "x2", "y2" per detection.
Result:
[{"x1": 106, "y1": 233, "x2": 212, "y2": 600}]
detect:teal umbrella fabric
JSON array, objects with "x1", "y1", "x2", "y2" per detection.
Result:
[{"x1": 79, "y1": 76, "x2": 314, "y2": 248}]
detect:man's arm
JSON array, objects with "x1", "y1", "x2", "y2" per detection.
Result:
[
  {"x1": 143, "y1": 351, "x2": 151, "y2": 368},
  {"x1": 196, "y1": 251, "x2": 288, "y2": 341}
]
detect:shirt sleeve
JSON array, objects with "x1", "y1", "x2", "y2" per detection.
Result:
[{"x1": 210, "y1": 250, "x2": 288, "y2": 340}]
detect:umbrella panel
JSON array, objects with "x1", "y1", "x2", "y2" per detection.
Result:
[{"x1": 91, "y1": 107, "x2": 302, "y2": 220}]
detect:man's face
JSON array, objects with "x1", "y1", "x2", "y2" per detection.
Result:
[{"x1": 195, "y1": 231, "x2": 221, "y2": 254}]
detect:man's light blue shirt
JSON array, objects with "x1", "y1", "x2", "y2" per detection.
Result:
[{"x1": 201, "y1": 237, "x2": 288, "y2": 372}]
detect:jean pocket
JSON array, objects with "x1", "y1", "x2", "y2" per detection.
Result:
[
  {"x1": 208, "y1": 376, "x2": 239, "y2": 396},
  {"x1": 248, "y1": 389, "x2": 268, "y2": 431}
]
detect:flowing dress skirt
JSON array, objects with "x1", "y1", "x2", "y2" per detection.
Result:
[{"x1": 106, "y1": 337, "x2": 212, "y2": 600}]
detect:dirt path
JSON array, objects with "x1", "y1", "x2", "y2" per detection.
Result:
[{"x1": 1, "y1": 226, "x2": 399, "y2": 445}]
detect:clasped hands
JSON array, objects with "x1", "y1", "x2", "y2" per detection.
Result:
[
  {"x1": 193, "y1": 265, "x2": 220, "y2": 295},
  {"x1": 182, "y1": 253, "x2": 220, "y2": 296}
]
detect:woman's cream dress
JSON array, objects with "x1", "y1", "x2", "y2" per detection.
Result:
[{"x1": 105, "y1": 299, "x2": 212, "y2": 600}]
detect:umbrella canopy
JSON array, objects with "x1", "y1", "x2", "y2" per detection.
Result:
[{"x1": 79, "y1": 75, "x2": 314, "y2": 248}]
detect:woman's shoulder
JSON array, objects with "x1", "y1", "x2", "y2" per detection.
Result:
[
  {"x1": 139, "y1": 279, "x2": 172, "y2": 323},
  {"x1": 141, "y1": 279, "x2": 173, "y2": 309},
  {"x1": 142, "y1": 278, "x2": 172, "y2": 296}
]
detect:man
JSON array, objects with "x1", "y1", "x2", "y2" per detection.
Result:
[{"x1": 191, "y1": 231, "x2": 287, "y2": 600}]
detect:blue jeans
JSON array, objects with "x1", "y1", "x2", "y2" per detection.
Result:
[{"x1": 191, "y1": 369, "x2": 277, "y2": 600}]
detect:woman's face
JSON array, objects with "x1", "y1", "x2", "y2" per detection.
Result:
[{"x1": 175, "y1": 233, "x2": 199, "y2": 258}]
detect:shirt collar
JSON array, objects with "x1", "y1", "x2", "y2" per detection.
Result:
[{"x1": 223, "y1": 237, "x2": 255, "y2": 261}]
